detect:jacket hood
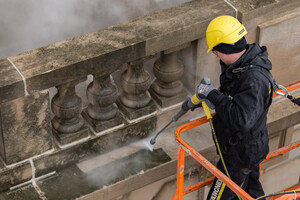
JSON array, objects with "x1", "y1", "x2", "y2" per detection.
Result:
[
  {"x1": 230, "y1": 43, "x2": 272, "y2": 71},
  {"x1": 219, "y1": 44, "x2": 272, "y2": 88}
]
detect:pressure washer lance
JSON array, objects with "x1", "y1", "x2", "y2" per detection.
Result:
[
  {"x1": 150, "y1": 77, "x2": 213, "y2": 145},
  {"x1": 149, "y1": 106, "x2": 188, "y2": 145}
]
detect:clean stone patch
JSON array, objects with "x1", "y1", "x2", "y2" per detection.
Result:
[{"x1": 36, "y1": 148, "x2": 170, "y2": 200}]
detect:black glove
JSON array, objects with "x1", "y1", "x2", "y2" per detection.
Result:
[
  {"x1": 197, "y1": 83, "x2": 216, "y2": 99},
  {"x1": 182, "y1": 97, "x2": 202, "y2": 111}
]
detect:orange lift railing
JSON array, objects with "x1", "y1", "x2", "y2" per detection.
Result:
[{"x1": 172, "y1": 81, "x2": 300, "y2": 200}]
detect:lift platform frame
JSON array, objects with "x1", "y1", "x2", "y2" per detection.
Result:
[{"x1": 172, "y1": 81, "x2": 300, "y2": 200}]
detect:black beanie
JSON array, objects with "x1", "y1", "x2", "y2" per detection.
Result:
[{"x1": 213, "y1": 37, "x2": 247, "y2": 54}]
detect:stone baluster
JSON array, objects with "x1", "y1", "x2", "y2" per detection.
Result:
[
  {"x1": 118, "y1": 58, "x2": 156, "y2": 120},
  {"x1": 83, "y1": 74, "x2": 123, "y2": 132},
  {"x1": 150, "y1": 46, "x2": 188, "y2": 107},
  {"x1": 51, "y1": 80, "x2": 89, "y2": 145}
]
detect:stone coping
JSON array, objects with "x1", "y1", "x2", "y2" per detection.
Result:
[
  {"x1": 1, "y1": 0, "x2": 298, "y2": 103},
  {"x1": 0, "y1": 0, "x2": 234, "y2": 102}
]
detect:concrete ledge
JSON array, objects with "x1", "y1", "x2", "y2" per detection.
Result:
[
  {"x1": 231, "y1": 0, "x2": 300, "y2": 21},
  {"x1": 256, "y1": 9, "x2": 300, "y2": 86}
]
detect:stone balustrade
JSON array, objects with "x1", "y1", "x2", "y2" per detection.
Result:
[
  {"x1": 0, "y1": 0, "x2": 299, "y2": 195},
  {"x1": 0, "y1": 0, "x2": 235, "y2": 166}
]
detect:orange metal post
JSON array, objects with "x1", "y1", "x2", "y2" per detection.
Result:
[{"x1": 173, "y1": 147, "x2": 185, "y2": 200}]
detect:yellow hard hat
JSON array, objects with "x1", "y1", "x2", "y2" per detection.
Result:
[{"x1": 206, "y1": 15, "x2": 247, "y2": 53}]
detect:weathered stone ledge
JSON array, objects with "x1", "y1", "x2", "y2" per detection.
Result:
[
  {"x1": 1, "y1": 0, "x2": 298, "y2": 103},
  {"x1": 0, "y1": 0, "x2": 234, "y2": 102}
]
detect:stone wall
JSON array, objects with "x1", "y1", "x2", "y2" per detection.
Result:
[{"x1": 0, "y1": 0, "x2": 299, "y2": 198}]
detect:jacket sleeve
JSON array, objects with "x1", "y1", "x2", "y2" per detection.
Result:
[{"x1": 207, "y1": 72, "x2": 270, "y2": 132}]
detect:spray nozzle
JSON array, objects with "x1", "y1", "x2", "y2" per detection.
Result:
[
  {"x1": 149, "y1": 119, "x2": 173, "y2": 145},
  {"x1": 150, "y1": 138, "x2": 156, "y2": 145}
]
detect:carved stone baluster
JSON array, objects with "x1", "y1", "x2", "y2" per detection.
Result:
[
  {"x1": 150, "y1": 47, "x2": 188, "y2": 107},
  {"x1": 51, "y1": 80, "x2": 89, "y2": 145},
  {"x1": 118, "y1": 58, "x2": 156, "y2": 120},
  {"x1": 83, "y1": 74, "x2": 123, "y2": 132}
]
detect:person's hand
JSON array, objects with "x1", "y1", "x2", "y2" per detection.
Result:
[
  {"x1": 182, "y1": 97, "x2": 202, "y2": 111},
  {"x1": 197, "y1": 83, "x2": 216, "y2": 99}
]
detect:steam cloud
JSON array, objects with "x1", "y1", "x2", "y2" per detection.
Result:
[{"x1": 0, "y1": 0, "x2": 190, "y2": 59}]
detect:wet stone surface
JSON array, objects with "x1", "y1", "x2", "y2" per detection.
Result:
[
  {"x1": 0, "y1": 185, "x2": 40, "y2": 200},
  {"x1": 36, "y1": 148, "x2": 171, "y2": 200},
  {"x1": 0, "y1": 161, "x2": 32, "y2": 193}
]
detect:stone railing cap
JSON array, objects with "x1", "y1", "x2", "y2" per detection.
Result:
[{"x1": 5, "y1": 0, "x2": 234, "y2": 94}]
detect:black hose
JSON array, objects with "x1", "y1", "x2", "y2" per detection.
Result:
[{"x1": 256, "y1": 190, "x2": 300, "y2": 199}]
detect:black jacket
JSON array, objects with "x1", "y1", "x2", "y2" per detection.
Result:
[{"x1": 207, "y1": 44, "x2": 273, "y2": 169}]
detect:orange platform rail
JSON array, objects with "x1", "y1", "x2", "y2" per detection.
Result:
[
  {"x1": 172, "y1": 116, "x2": 300, "y2": 200},
  {"x1": 172, "y1": 81, "x2": 300, "y2": 200}
]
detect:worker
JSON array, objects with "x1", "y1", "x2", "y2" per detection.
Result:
[{"x1": 186, "y1": 15, "x2": 274, "y2": 199}]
